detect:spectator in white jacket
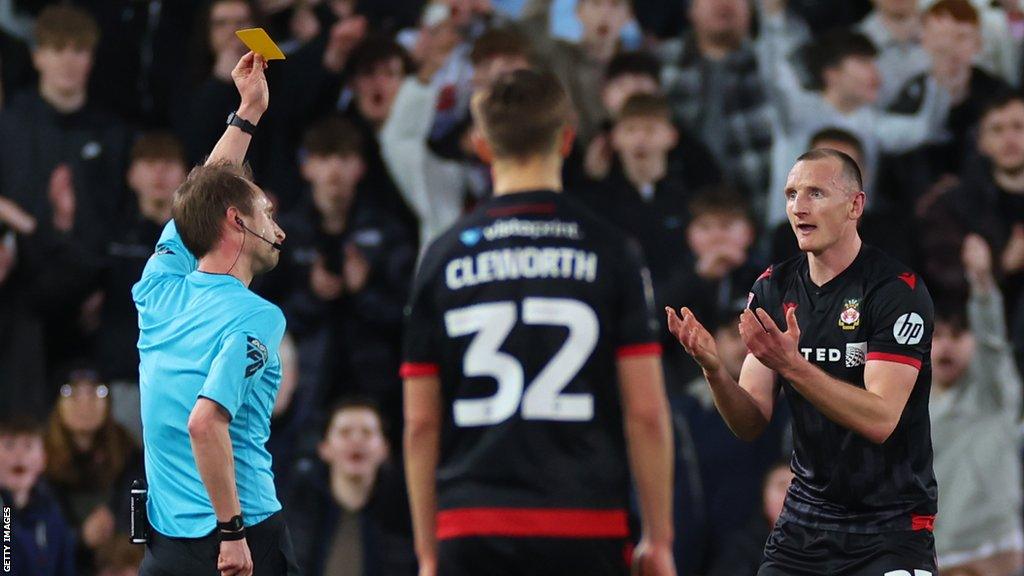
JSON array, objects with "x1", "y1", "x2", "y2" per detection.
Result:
[
  {"x1": 931, "y1": 234, "x2": 1024, "y2": 576},
  {"x1": 381, "y1": 27, "x2": 530, "y2": 250}
]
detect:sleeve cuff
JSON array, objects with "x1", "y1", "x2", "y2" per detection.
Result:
[
  {"x1": 400, "y1": 362, "x2": 440, "y2": 378},
  {"x1": 865, "y1": 351, "x2": 922, "y2": 370},
  {"x1": 616, "y1": 343, "x2": 663, "y2": 359},
  {"x1": 196, "y1": 394, "x2": 235, "y2": 421}
]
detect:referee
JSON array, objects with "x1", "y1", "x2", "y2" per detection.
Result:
[
  {"x1": 134, "y1": 52, "x2": 298, "y2": 576},
  {"x1": 667, "y1": 149, "x2": 937, "y2": 575}
]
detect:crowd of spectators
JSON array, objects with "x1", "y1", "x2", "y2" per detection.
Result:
[{"x1": 2, "y1": 0, "x2": 1024, "y2": 574}]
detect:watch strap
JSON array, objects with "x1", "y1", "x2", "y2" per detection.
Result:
[
  {"x1": 226, "y1": 112, "x2": 257, "y2": 135},
  {"x1": 216, "y1": 514, "x2": 244, "y2": 532}
]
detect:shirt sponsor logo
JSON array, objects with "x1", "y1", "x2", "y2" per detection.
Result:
[
  {"x1": 846, "y1": 342, "x2": 866, "y2": 368},
  {"x1": 445, "y1": 247, "x2": 598, "y2": 289},
  {"x1": 800, "y1": 347, "x2": 842, "y2": 363},
  {"x1": 839, "y1": 298, "x2": 860, "y2": 331},
  {"x1": 460, "y1": 219, "x2": 583, "y2": 248},
  {"x1": 893, "y1": 313, "x2": 925, "y2": 345}
]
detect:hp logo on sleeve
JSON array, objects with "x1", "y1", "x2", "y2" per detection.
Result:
[{"x1": 893, "y1": 313, "x2": 925, "y2": 345}]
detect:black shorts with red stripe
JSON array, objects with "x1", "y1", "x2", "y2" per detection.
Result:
[
  {"x1": 757, "y1": 518, "x2": 937, "y2": 576},
  {"x1": 437, "y1": 507, "x2": 631, "y2": 576}
]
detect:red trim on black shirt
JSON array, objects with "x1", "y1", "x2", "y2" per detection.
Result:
[
  {"x1": 436, "y1": 508, "x2": 629, "y2": 540},
  {"x1": 399, "y1": 362, "x2": 440, "y2": 378},
  {"x1": 616, "y1": 343, "x2": 663, "y2": 358},
  {"x1": 865, "y1": 352, "x2": 922, "y2": 370},
  {"x1": 911, "y1": 514, "x2": 935, "y2": 532}
]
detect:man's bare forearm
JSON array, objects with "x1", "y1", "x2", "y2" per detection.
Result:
[
  {"x1": 404, "y1": 376, "x2": 442, "y2": 567},
  {"x1": 405, "y1": 418, "x2": 440, "y2": 564},
  {"x1": 189, "y1": 415, "x2": 242, "y2": 522},
  {"x1": 618, "y1": 357, "x2": 674, "y2": 546},
  {"x1": 624, "y1": 404, "x2": 674, "y2": 544},
  {"x1": 704, "y1": 366, "x2": 770, "y2": 441}
]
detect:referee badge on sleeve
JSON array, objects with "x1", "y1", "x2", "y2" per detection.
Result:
[{"x1": 245, "y1": 336, "x2": 268, "y2": 378}]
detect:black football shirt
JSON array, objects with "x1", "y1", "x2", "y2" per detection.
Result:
[
  {"x1": 401, "y1": 190, "x2": 661, "y2": 540},
  {"x1": 748, "y1": 244, "x2": 938, "y2": 533}
]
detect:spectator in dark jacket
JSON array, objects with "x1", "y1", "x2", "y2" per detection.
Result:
[
  {"x1": 946, "y1": 92, "x2": 1024, "y2": 306},
  {"x1": 0, "y1": 5, "x2": 131, "y2": 238},
  {"x1": 0, "y1": 5, "x2": 131, "y2": 376},
  {"x1": 286, "y1": 397, "x2": 415, "y2": 576},
  {"x1": 0, "y1": 416, "x2": 76, "y2": 576},
  {"x1": 880, "y1": 0, "x2": 1009, "y2": 214},
  {"x1": 581, "y1": 50, "x2": 722, "y2": 191},
  {"x1": 264, "y1": 116, "x2": 416, "y2": 433},
  {"x1": 274, "y1": 34, "x2": 419, "y2": 232},
  {"x1": 176, "y1": 0, "x2": 276, "y2": 176},
  {"x1": 580, "y1": 93, "x2": 710, "y2": 290}
]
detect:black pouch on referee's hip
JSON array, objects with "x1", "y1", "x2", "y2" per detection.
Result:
[{"x1": 130, "y1": 478, "x2": 150, "y2": 544}]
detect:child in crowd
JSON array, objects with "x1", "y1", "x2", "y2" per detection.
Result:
[{"x1": 0, "y1": 416, "x2": 76, "y2": 576}]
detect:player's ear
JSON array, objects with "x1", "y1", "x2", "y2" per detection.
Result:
[
  {"x1": 849, "y1": 190, "x2": 866, "y2": 220},
  {"x1": 472, "y1": 129, "x2": 494, "y2": 165},
  {"x1": 559, "y1": 125, "x2": 576, "y2": 158}
]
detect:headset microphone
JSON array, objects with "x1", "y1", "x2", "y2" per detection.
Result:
[{"x1": 235, "y1": 216, "x2": 282, "y2": 250}]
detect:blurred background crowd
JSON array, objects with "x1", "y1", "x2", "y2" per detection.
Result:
[{"x1": 1, "y1": 0, "x2": 1023, "y2": 575}]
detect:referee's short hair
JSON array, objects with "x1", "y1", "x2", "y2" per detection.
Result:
[
  {"x1": 172, "y1": 162, "x2": 258, "y2": 258},
  {"x1": 795, "y1": 148, "x2": 863, "y2": 193},
  {"x1": 471, "y1": 68, "x2": 571, "y2": 160}
]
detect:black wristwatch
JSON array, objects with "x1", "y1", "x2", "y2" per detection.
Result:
[
  {"x1": 226, "y1": 111, "x2": 257, "y2": 135},
  {"x1": 217, "y1": 514, "x2": 244, "y2": 532}
]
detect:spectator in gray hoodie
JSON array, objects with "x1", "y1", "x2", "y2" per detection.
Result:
[{"x1": 931, "y1": 233, "x2": 1024, "y2": 576}]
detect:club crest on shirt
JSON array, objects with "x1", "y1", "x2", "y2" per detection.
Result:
[{"x1": 839, "y1": 299, "x2": 860, "y2": 330}]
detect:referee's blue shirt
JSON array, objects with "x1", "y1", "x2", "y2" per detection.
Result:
[{"x1": 133, "y1": 221, "x2": 286, "y2": 538}]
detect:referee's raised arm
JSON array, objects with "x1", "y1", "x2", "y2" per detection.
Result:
[{"x1": 207, "y1": 51, "x2": 268, "y2": 168}]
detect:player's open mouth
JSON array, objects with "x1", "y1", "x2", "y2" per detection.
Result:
[
  {"x1": 796, "y1": 224, "x2": 816, "y2": 233},
  {"x1": 11, "y1": 464, "x2": 26, "y2": 475}
]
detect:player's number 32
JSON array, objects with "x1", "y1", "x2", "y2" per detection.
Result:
[{"x1": 445, "y1": 298, "x2": 598, "y2": 427}]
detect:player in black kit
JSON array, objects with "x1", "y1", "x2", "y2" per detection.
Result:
[
  {"x1": 667, "y1": 148, "x2": 937, "y2": 575},
  {"x1": 401, "y1": 69, "x2": 676, "y2": 576}
]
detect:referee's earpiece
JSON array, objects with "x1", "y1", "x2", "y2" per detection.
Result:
[{"x1": 234, "y1": 215, "x2": 245, "y2": 230}]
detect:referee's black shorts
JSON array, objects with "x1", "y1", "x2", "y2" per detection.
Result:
[
  {"x1": 439, "y1": 536, "x2": 631, "y2": 576},
  {"x1": 757, "y1": 518, "x2": 937, "y2": 576},
  {"x1": 139, "y1": 512, "x2": 300, "y2": 576}
]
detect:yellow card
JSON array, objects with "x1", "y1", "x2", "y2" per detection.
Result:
[{"x1": 235, "y1": 28, "x2": 286, "y2": 60}]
